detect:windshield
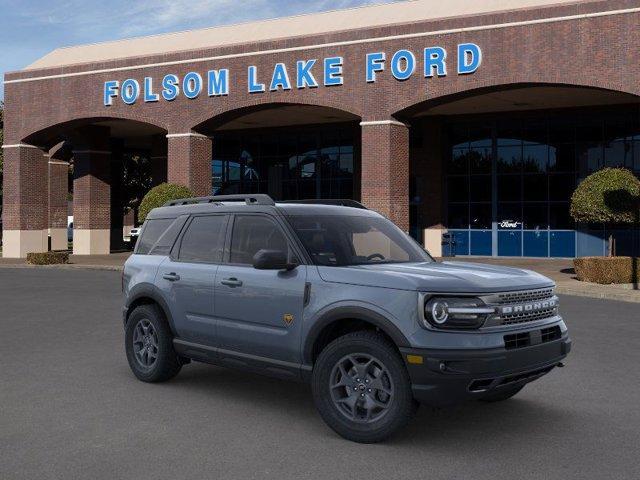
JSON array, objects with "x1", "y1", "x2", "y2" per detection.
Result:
[{"x1": 287, "y1": 215, "x2": 433, "y2": 267}]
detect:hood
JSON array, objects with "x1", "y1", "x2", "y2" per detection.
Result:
[{"x1": 317, "y1": 261, "x2": 554, "y2": 293}]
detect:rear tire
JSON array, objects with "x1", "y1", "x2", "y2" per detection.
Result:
[
  {"x1": 125, "y1": 304, "x2": 182, "y2": 383},
  {"x1": 312, "y1": 331, "x2": 418, "y2": 443},
  {"x1": 479, "y1": 385, "x2": 524, "y2": 403}
]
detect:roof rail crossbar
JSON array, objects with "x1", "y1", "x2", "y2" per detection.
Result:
[
  {"x1": 164, "y1": 194, "x2": 275, "y2": 207},
  {"x1": 278, "y1": 199, "x2": 368, "y2": 209}
]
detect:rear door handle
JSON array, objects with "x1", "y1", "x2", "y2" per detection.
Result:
[
  {"x1": 221, "y1": 278, "x2": 243, "y2": 287},
  {"x1": 162, "y1": 272, "x2": 181, "y2": 282}
]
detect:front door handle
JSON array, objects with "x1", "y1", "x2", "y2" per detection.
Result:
[
  {"x1": 221, "y1": 277, "x2": 243, "y2": 287},
  {"x1": 163, "y1": 272, "x2": 181, "y2": 282}
]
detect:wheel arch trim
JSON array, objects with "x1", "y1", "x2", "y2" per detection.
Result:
[
  {"x1": 303, "y1": 305, "x2": 411, "y2": 365},
  {"x1": 125, "y1": 283, "x2": 177, "y2": 336}
]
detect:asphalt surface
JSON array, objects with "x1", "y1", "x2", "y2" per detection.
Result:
[{"x1": 1, "y1": 269, "x2": 639, "y2": 480}]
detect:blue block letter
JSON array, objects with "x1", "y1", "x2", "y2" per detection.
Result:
[
  {"x1": 424, "y1": 47, "x2": 447, "y2": 77},
  {"x1": 248, "y1": 66, "x2": 265, "y2": 93},
  {"x1": 104, "y1": 80, "x2": 119, "y2": 106},
  {"x1": 144, "y1": 77, "x2": 159, "y2": 102},
  {"x1": 390, "y1": 50, "x2": 415, "y2": 81},
  {"x1": 162, "y1": 74, "x2": 180, "y2": 101},
  {"x1": 324, "y1": 57, "x2": 344, "y2": 86},
  {"x1": 208, "y1": 69, "x2": 229, "y2": 96},
  {"x1": 458, "y1": 43, "x2": 482, "y2": 74},
  {"x1": 270, "y1": 63, "x2": 292, "y2": 91},
  {"x1": 296, "y1": 60, "x2": 318, "y2": 89},
  {"x1": 366, "y1": 52, "x2": 385, "y2": 83},
  {"x1": 121, "y1": 79, "x2": 140, "y2": 105},
  {"x1": 183, "y1": 72, "x2": 203, "y2": 99}
]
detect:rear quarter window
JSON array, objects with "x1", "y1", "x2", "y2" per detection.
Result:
[{"x1": 135, "y1": 218, "x2": 175, "y2": 255}]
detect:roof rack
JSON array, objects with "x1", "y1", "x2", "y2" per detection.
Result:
[
  {"x1": 164, "y1": 194, "x2": 276, "y2": 207},
  {"x1": 278, "y1": 199, "x2": 368, "y2": 209}
]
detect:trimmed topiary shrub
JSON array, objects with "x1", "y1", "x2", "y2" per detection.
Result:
[
  {"x1": 574, "y1": 256, "x2": 640, "y2": 284},
  {"x1": 570, "y1": 168, "x2": 640, "y2": 224},
  {"x1": 570, "y1": 168, "x2": 640, "y2": 256},
  {"x1": 27, "y1": 251, "x2": 69, "y2": 265},
  {"x1": 139, "y1": 183, "x2": 194, "y2": 222}
]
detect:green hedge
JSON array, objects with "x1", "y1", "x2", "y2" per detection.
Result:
[
  {"x1": 570, "y1": 168, "x2": 640, "y2": 224},
  {"x1": 139, "y1": 183, "x2": 194, "y2": 222},
  {"x1": 27, "y1": 251, "x2": 69, "y2": 265},
  {"x1": 574, "y1": 256, "x2": 640, "y2": 284}
]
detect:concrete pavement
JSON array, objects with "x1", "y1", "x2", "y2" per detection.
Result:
[{"x1": 1, "y1": 268, "x2": 639, "y2": 480}]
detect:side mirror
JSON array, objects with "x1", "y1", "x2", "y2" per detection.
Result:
[{"x1": 252, "y1": 249, "x2": 297, "y2": 271}]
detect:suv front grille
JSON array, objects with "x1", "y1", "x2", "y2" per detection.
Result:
[
  {"x1": 496, "y1": 288, "x2": 554, "y2": 305},
  {"x1": 482, "y1": 288, "x2": 559, "y2": 327},
  {"x1": 501, "y1": 306, "x2": 557, "y2": 325}
]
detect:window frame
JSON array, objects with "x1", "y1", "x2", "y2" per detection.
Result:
[
  {"x1": 170, "y1": 213, "x2": 230, "y2": 265},
  {"x1": 223, "y1": 213, "x2": 306, "y2": 267}
]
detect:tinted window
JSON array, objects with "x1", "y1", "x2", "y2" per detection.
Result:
[
  {"x1": 230, "y1": 216, "x2": 288, "y2": 264},
  {"x1": 178, "y1": 215, "x2": 227, "y2": 263},
  {"x1": 136, "y1": 218, "x2": 174, "y2": 255},
  {"x1": 149, "y1": 216, "x2": 188, "y2": 256},
  {"x1": 289, "y1": 215, "x2": 432, "y2": 266}
]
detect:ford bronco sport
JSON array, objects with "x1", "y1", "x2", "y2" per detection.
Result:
[{"x1": 122, "y1": 194, "x2": 571, "y2": 443}]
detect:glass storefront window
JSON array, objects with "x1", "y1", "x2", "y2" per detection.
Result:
[
  {"x1": 444, "y1": 107, "x2": 639, "y2": 257},
  {"x1": 211, "y1": 124, "x2": 357, "y2": 201}
]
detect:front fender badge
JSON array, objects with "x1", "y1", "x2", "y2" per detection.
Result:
[{"x1": 283, "y1": 314, "x2": 294, "y2": 325}]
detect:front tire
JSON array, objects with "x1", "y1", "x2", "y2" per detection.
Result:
[
  {"x1": 125, "y1": 304, "x2": 182, "y2": 383},
  {"x1": 312, "y1": 331, "x2": 417, "y2": 443}
]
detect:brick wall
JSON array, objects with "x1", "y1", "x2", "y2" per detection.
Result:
[{"x1": 3, "y1": 0, "x2": 640, "y2": 251}]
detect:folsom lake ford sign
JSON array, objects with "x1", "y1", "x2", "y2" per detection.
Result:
[{"x1": 103, "y1": 43, "x2": 482, "y2": 106}]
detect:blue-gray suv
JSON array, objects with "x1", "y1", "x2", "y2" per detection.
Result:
[{"x1": 122, "y1": 194, "x2": 571, "y2": 443}]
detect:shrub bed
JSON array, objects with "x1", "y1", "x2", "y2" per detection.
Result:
[
  {"x1": 27, "y1": 251, "x2": 70, "y2": 265},
  {"x1": 574, "y1": 256, "x2": 640, "y2": 284}
]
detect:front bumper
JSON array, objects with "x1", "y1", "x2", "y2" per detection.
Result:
[{"x1": 400, "y1": 333, "x2": 571, "y2": 406}]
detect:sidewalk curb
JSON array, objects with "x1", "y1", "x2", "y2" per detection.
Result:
[{"x1": 555, "y1": 285, "x2": 640, "y2": 303}]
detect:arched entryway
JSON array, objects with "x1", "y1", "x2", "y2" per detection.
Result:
[
  {"x1": 194, "y1": 103, "x2": 361, "y2": 202},
  {"x1": 396, "y1": 84, "x2": 640, "y2": 258},
  {"x1": 3, "y1": 118, "x2": 167, "y2": 257}
]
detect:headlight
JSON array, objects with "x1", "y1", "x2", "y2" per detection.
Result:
[{"x1": 422, "y1": 297, "x2": 495, "y2": 330}]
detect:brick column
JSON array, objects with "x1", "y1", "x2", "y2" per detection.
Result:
[
  {"x1": 167, "y1": 132, "x2": 212, "y2": 196},
  {"x1": 71, "y1": 126, "x2": 111, "y2": 255},
  {"x1": 360, "y1": 120, "x2": 410, "y2": 232},
  {"x1": 48, "y1": 149, "x2": 69, "y2": 251},
  {"x1": 1, "y1": 144, "x2": 49, "y2": 258},
  {"x1": 150, "y1": 134, "x2": 168, "y2": 186}
]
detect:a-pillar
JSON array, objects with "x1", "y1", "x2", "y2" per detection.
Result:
[
  {"x1": 48, "y1": 143, "x2": 70, "y2": 251},
  {"x1": 72, "y1": 127, "x2": 111, "y2": 255},
  {"x1": 360, "y1": 120, "x2": 410, "y2": 232},
  {"x1": 166, "y1": 132, "x2": 212, "y2": 196},
  {"x1": 150, "y1": 134, "x2": 168, "y2": 186},
  {"x1": 1, "y1": 143, "x2": 49, "y2": 258}
]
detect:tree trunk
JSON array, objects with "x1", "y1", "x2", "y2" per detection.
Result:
[{"x1": 608, "y1": 234, "x2": 613, "y2": 257}]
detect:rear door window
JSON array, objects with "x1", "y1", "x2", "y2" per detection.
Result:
[
  {"x1": 136, "y1": 218, "x2": 175, "y2": 254},
  {"x1": 178, "y1": 215, "x2": 228, "y2": 263}
]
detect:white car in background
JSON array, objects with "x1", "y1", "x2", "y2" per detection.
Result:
[
  {"x1": 128, "y1": 227, "x2": 141, "y2": 249},
  {"x1": 67, "y1": 216, "x2": 73, "y2": 242}
]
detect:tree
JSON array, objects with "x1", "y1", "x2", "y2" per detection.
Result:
[
  {"x1": 138, "y1": 183, "x2": 194, "y2": 222},
  {"x1": 570, "y1": 167, "x2": 640, "y2": 256},
  {"x1": 121, "y1": 153, "x2": 152, "y2": 223}
]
